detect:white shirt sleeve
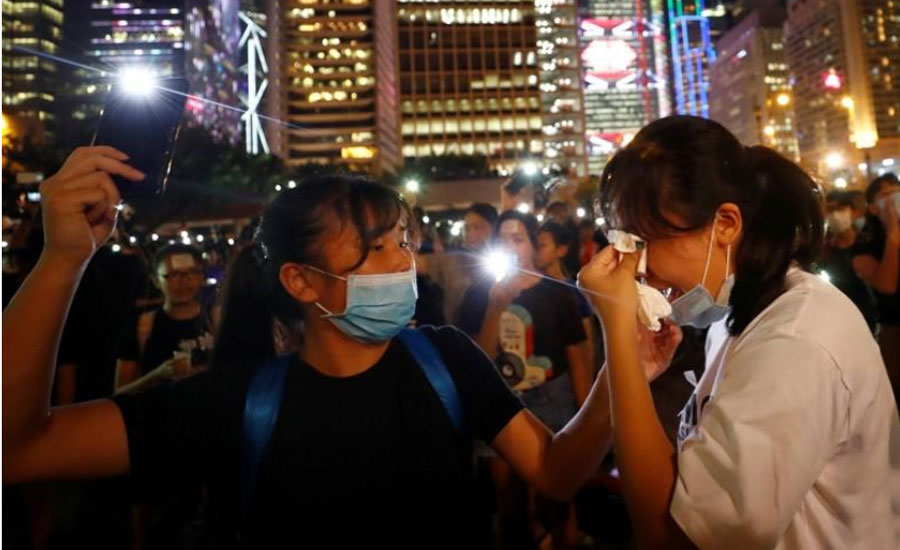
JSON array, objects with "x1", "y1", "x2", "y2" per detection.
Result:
[{"x1": 670, "y1": 335, "x2": 850, "y2": 550}]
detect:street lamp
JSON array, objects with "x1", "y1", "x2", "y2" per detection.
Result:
[{"x1": 405, "y1": 179, "x2": 420, "y2": 194}]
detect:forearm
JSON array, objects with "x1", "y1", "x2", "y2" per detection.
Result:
[
  {"x1": 475, "y1": 306, "x2": 504, "y2": 358},
  {"x1": 604, "y1": 315, "x2": 683, "y2": 547},
  {"x1": 540, "y1": 367, "x2": 613, "y2": 499},
  {"x1": 114, "y1": 371, "x2": 163, "y2": 395},
  {"x1": 568, "y1": 348, "x2": 592, "y2": 407},
  {"x1": 874, "y1": 240, "x2": 899, "y2": 294},
  {"x1": 55, "y1": 364, "x2": 77, "y2": 406},
  {"x1": 3, "y1": 254, "x2": 86, "y2": 448}
]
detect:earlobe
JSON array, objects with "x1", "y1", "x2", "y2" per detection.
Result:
[{"x1": 280, "y1": 263, "x2": 320, "y2": 304}]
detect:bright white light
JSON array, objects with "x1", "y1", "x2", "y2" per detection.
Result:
[
  {"x1": 118, "y1": 67, "x2": 156, "y2": 96},
  {"x1": 450, "y1": 221, "x2": 463, "y2": 237},
  {"x1": 168, "y1": 239, "x2": 176, "y2": 245},
  {"x1": 818, "y1": 270, "x2": 831, "y2": 283},
  {"x1": 884, "y1": 158, "x2": 896, "y2": 167},
  {"x1": 275, "y1": 184, "x2": 282, "y2": 192},
  {"x1": 129, "y1": 236, "x2": 137, "y2": 244},
  {"x1": 287, "y1": 180, "x2": 297, "y2": 189},
  {"x1": 521, "y1": 161, "x2": 540, "y2": 177},
  {"x1": 151, "y1": 233, "x2": 159, "y2": 241},
  {"x1": 405, "y1": 179, "x2": 420, "y2": 193},
  {"x1": 180, "y1": 230, "x2": 189, "y2": 239},
  {"x1": 227, "y1": 238, "x2": 236, "y2": 246},
  {"x1": 536, "y1": 214, "x2": 545, "y2": 222},
  {"x1": 595, "y1": 217, "x2": 605, "y2": 226},
  {"x1": 485, "y1": 249, "x2": 516, "y2": 282},
  {"x1": 834, "y1": 177, "x2": 848, "y2": 189},
  {"x1": 422, "y1": 215, "x2": 430, "y2": 224},
  {"x1": 1, "y1": 241, "x2": 8, "y2": 249},
  {"x1": 206, "y1": 277, "x2": 218, "y2": 286},
  {"x1": 111, "y1": 244, "x2": 122, "y2": 253},
  {"x1": 858, "y1": 162, "x2": 868, "y2": 172},
  {"x1": 825, "y1": 152, "x2": 844, "y2": 170},
  {"x1": 516, "y1": 203, "x2": 531, "y2": 214},
  {"x1": 576, "y1": 207, "x2": 586, "y2": 218},
  {"x1": 181, "y1": 237, "x2": 192, "y2": 245},
  {"x1": 196, "y1": 234, "x2": 205, "y2": 243}
]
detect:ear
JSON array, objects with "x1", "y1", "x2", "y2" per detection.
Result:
[
  {"x1": 715, "y1": 202, "x2": 742, "y2": 247},
  {"x1": 279, "y1": 263, "x2": 321, "y2": 305},
  {"x1": 556, "y1": 244, "x2": 570, "y2": 260}
]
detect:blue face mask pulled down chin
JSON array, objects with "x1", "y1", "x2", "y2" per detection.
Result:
[
  {"x1": 304, "y1": 264, "x2": 418, "y2": 343},
  {"x1": 668, "y1": 224, "x2": 733, "y2": 329}
]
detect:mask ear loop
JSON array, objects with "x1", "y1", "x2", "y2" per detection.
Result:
[
  {"x1": 700, "y1": 222, "x2": 717, "y2": 287},
  {"x1": 300, "y1": 264, "x2": 347, "y2": 318}
]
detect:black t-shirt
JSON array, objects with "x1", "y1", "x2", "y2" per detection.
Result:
[
  {"x1": 112, "y1": 326, "x2": 522, "y2": 548},
  {"x1": 852, "y1": 215, "x2": 900, "y2": 325},
  {"x1": 822, "y1": 246, "x2": 879, "y2": 332},
  {"x1": 455, "y1": 278, "x2": 586, "y2": 386},
  {"x1": 118, "y1": 308, "x2": 215, "y2": 374}
]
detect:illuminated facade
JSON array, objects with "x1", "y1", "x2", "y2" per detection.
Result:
[
  {"x1": 579, "y1": 0, "x2": 670, "y2": 174},
  {"x1": 2, "y1": 0, "x2": 65, "y2": 143},
  {"x1": 267, "y1": 0, "x2": 399, "y2": 174},
  {"x1": 239, "y1": 9, "x2": 269, "y2": 154},
  {"x1": 709, "y1": 7, "x2": 799, "y2": 160},
  {"x1": 536, "y1": 0, "x2": 588, "y2": 177},
  {"x1": 667, "y1": 0, "x2": 717, "y2": 117},
  {"x1": 784, "y1": 0, "x2": 899, "y2": 177},
  {"x1": 396, "y1": 0, "x2": 543, "y2": 175},
  {"x1": 183, "y1": 0, "x2": 243, "y2": 145}
]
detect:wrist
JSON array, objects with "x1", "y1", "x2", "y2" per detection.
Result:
[{"x1": 36, "y1": 251, "x2": 89, "y2": 276}]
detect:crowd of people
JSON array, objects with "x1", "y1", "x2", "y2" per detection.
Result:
[{"x1": 3, "y1": 116, "x2": 899, "y2": 550}]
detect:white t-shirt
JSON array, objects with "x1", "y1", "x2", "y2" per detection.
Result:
[{"x1": 671, "y1": 268, "x2": 900, "y2": 550}]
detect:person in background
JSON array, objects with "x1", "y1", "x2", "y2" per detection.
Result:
[
  {"x1": 821, "y1": 191, "x2": 879, "y2": 333},
  {"x1": 535, "y1": 220, "x2": 597, "y2": 375},
  {"x1": 418, "y1": 203, "x2": 498, "y2": 324},
  {"x1": 458, "y1": 211, "x2": 591, "y2": 550},
  {"x1": 577, "y1": 219, "x2": 601, "y2": 268},
  {"x1": 852, "y1": 173, "x2": 900, "y2": 399},
  {"x1": 545, "y1": 201, "x2": 581, "y2": 276},
  {"x1": 114, "y1": 244, "x2": 214, "y2": 395}
]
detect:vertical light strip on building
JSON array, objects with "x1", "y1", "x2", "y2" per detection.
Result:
[{"x1": 667, "y1": 0, "x2": 715, "y2": 117}]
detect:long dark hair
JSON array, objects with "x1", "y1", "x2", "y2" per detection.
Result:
[
  {"x1": 598, "y1": 115, "x2": 824, "y2": 335},
  {"x1": 212, "y1": 175, "x2": 410, "y2": 371}
]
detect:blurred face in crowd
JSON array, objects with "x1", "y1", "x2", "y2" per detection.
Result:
[
  {"x1": 498, "y1": 219, "x2": 536, "y2": 271},
  {"x1": 463, "y1": 211, "x2": 493, "y2": 251},
  {"x1": 157, "y1": 254, "x2": 205, "y2": 306},
  {"x1": 870, "y1": 180, "x2": 900, "y2": 218},
  {"x1": 826, "y1": 205, "x2": 854, "y2": 238},
  {"x1": 535, "y1": 231, "x2": 567, "y2": 271}
]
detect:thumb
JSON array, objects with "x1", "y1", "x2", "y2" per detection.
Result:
[{"x1": 617, "y1": 251, "x2": 639, "y2": 275}]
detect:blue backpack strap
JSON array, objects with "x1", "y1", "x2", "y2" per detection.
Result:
[
  {"x1": 240, "y1": 355, "x2": 291, "y2": 511},
  {"x1": 397, "y1": 328, "x2": 464, "y2": 432}
]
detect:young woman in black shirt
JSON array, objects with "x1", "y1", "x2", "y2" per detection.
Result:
[{"x1": 2, "y1": 146, "x2": 647, "y2": 548}]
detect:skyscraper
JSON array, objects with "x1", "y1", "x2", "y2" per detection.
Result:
[
  {"x1": 579, "y1": 0, "x2": 670, "y2": 173},
  {"x1": 2, "y1": 0, "x2": 65, "y2": 144},
  {"x1": 265, "y1": 0, "x2": 400, "y2": 174},
  {"x1": 666, "y1": 0, "x2": 717, "y2": 117},
  {"x1": 784, "y1": 0, "x2": 899, "y2": 178},
  {"x1": 535, "y1": 0, "x2": 588, "y2": 177},
  {"x1": 709, "y1": 7, "x2": 800, "y2": 160},
  {"x1": 396, "y1": 0, "x2": 543, "y2": 174}
]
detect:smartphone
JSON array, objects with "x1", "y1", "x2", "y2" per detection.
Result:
[{"x1": 92, "y1": 77, "x2": 189, "y2": 199}]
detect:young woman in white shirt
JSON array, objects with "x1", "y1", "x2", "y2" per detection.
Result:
[{"x1": 578, "y1": 115, "x2": 900, "y2": 549}]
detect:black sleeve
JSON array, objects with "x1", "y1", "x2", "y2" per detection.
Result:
[
  {"x1": 851, "y1": 217, "x2": 886, "y2": 261},
  {"x1": 454, "y1": 281, "x2": 490, "y2": 337},
  {"x1": 111, "y1": 366, "x2": 244, "y2": 496},
  {"x1": 424, "y1": 325, "x2": 523, "y2": 444}
]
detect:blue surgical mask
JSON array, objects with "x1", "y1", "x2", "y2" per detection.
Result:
[
  {"x1": 304, "y1": 264, "x2": 418, "y2": 343},
  {"x1": 669, "y1": 224, "x2": 733, "y2": 329}
]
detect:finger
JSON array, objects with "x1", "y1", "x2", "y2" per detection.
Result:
[
  {"x1": 617, "y1": 251, "x2": 639, "y2": 275},
  {"x1": 87, "y1": 146, "x2": 129, "y2": 160},
  {"x1": 66, "y1": 155, "x2": 145, "y2": 182}
]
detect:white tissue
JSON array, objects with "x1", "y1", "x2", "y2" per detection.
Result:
[{"x1": 635, "y1": 282, "x2": 672, "y2": 332}]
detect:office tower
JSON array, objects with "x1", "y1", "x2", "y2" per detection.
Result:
[
  {"x1": 2, "y1": 0, "x2": 65, "y2": 144},
  {"x1": 709, "y1": 7, "x2": 800, "y2": 160}
]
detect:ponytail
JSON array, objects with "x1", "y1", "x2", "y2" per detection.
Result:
[{"x1": 727, "y1": 146, "x2": 824, "y2": 334}]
